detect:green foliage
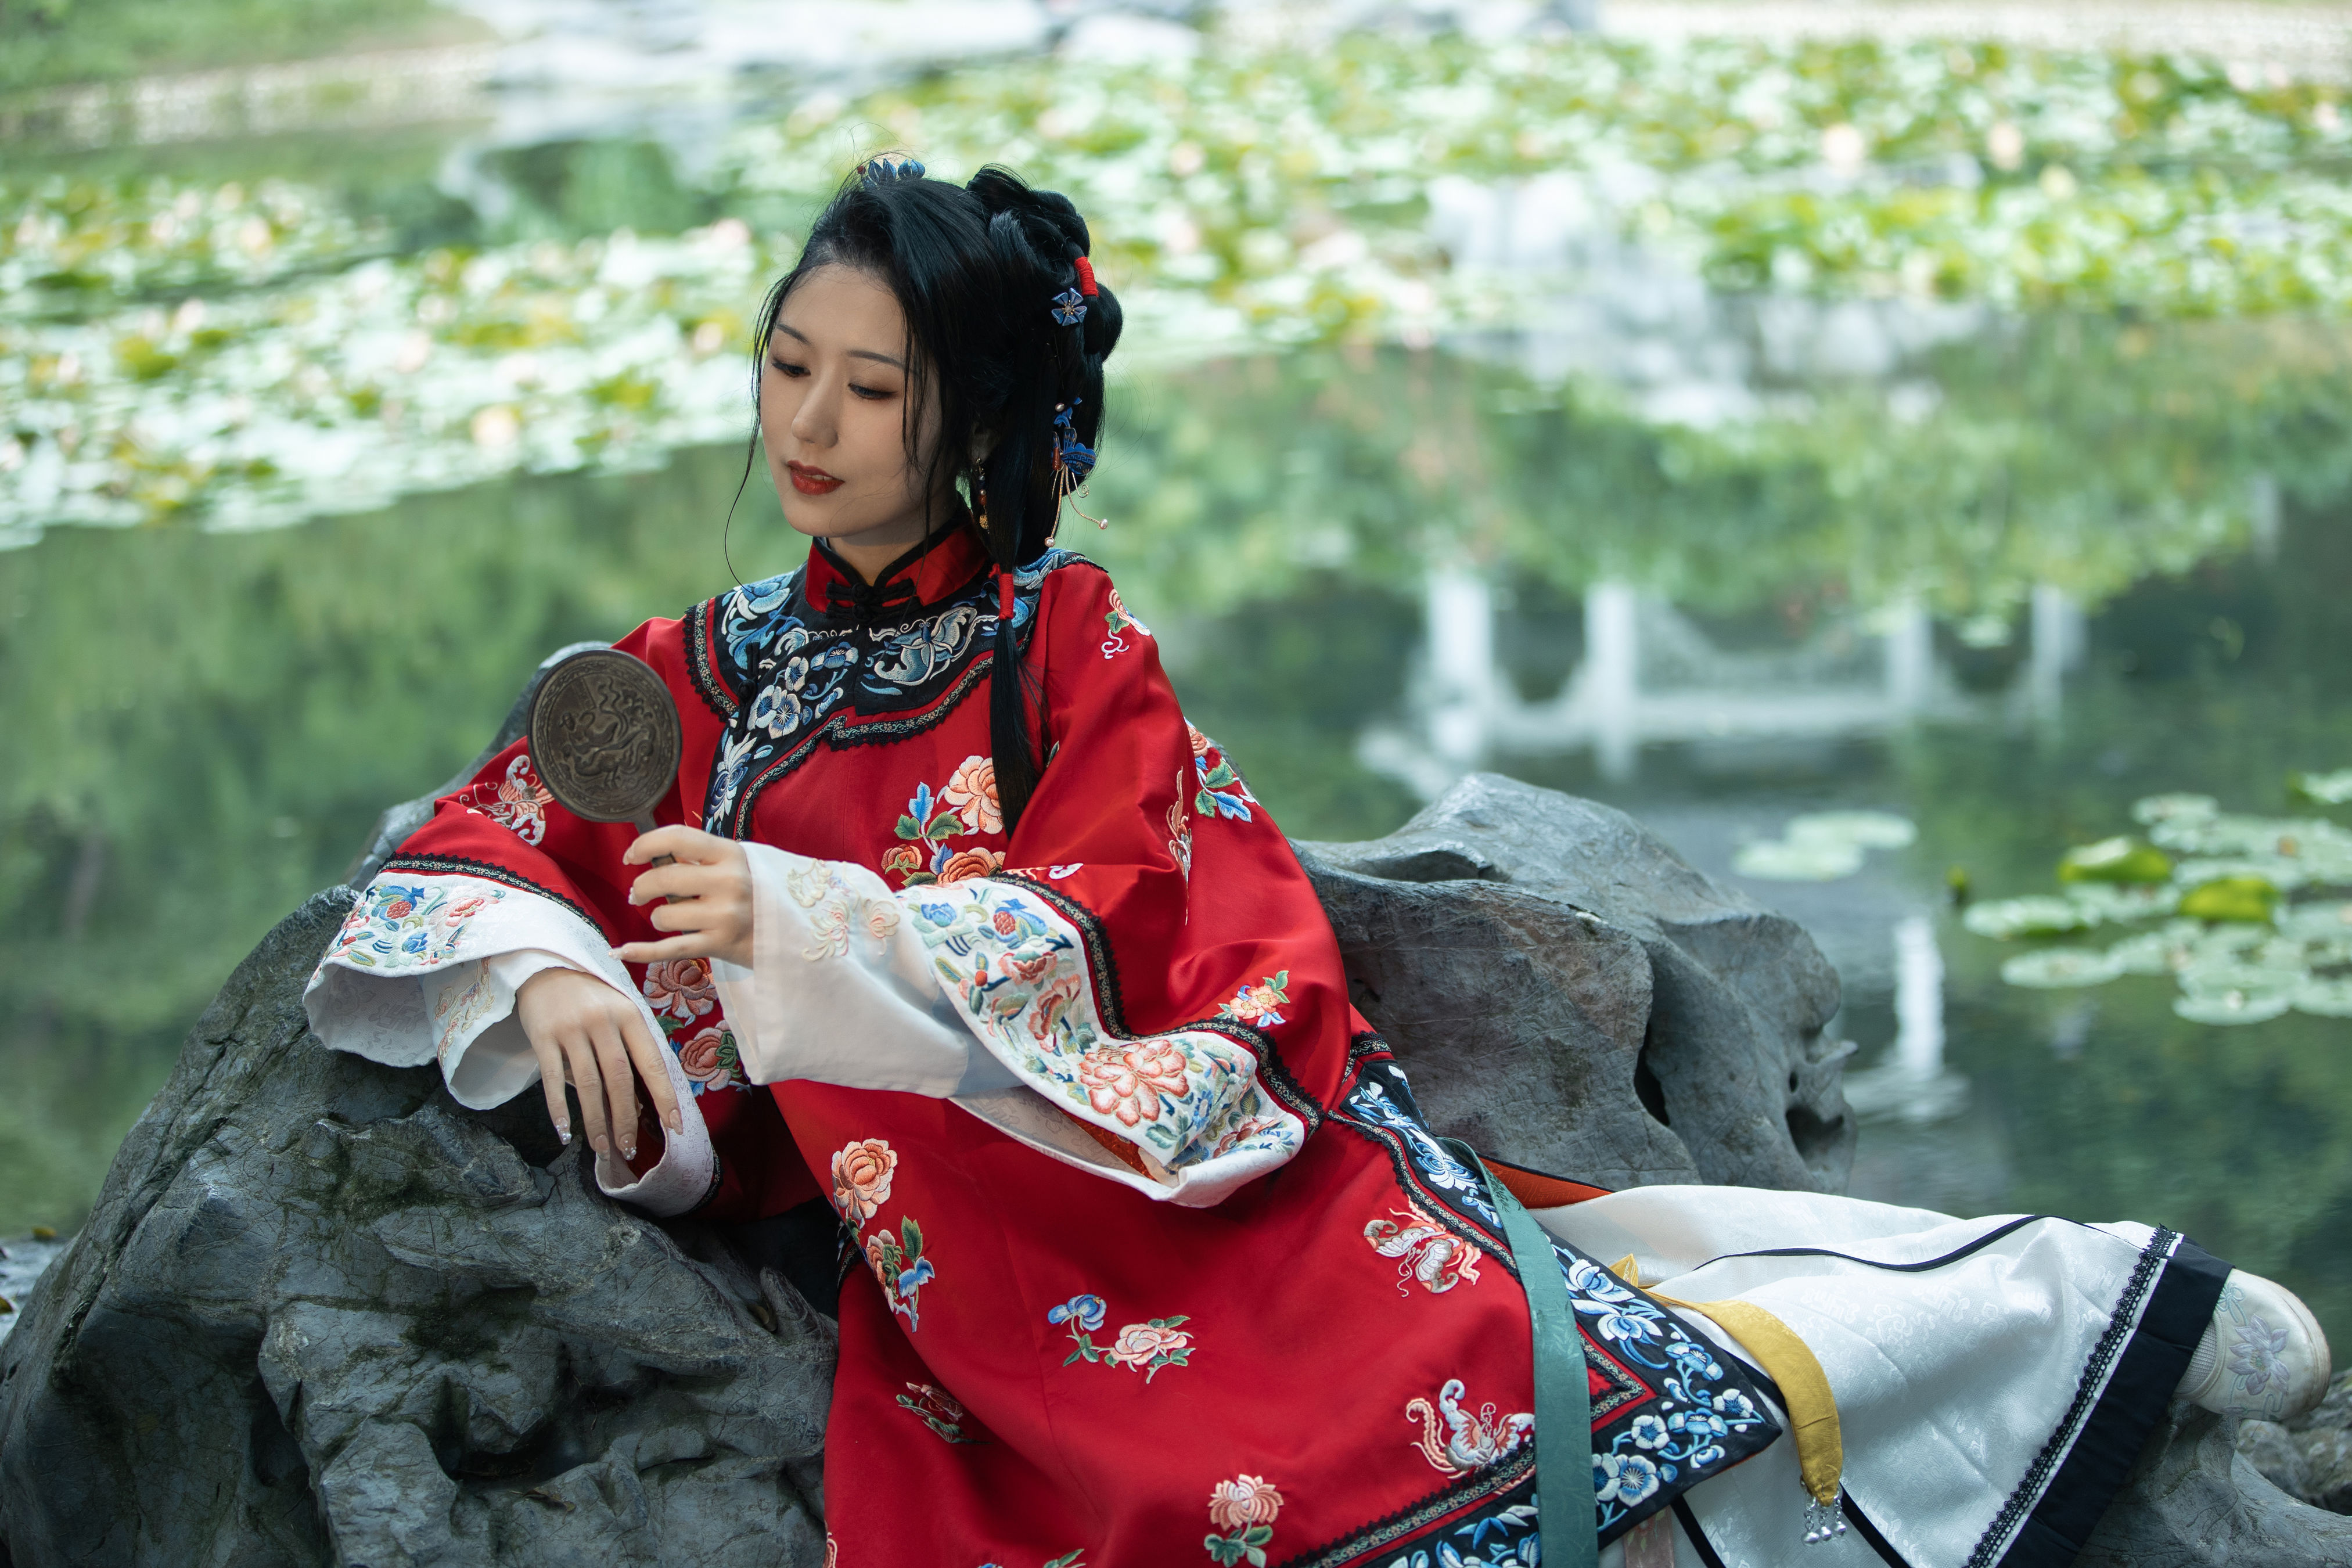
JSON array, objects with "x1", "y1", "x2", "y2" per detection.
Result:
[{"x1": 0, "y1": 0, "x2": 458, "y2": 93}]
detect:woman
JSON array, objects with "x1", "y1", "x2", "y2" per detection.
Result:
[{"x1": 307, "y1": 159, "x2": 2328, "y2": 1567}]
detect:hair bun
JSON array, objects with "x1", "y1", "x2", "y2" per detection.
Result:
[{"x1": 966, "y1": 166, "x2": 1089, "y2": 264}]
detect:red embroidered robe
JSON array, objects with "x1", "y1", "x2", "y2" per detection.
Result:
[{"x1": 307, "y1": 524, "x2": 1779, "y2": 1566}]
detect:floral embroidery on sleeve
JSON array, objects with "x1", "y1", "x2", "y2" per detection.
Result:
[
  {"x1": 1048, "y1": 1292, "x2": 1195, "y2": 1383},
  {"x1": 786, "y1": 858, "x2": 906, "y2": 959},
  {"x1": 883, "y1": 759, "x2": 1008, "y2": 887},
  {"x1": 908, "y1": 882, "x2": 1306, "y2": 1173},
  {"x1": 458, "y1": 755, "x2": 555, "y2": 845},
  {"x1": 327, "y1": 880, "x2": 507, "y2": 971},
  {"x1": 1204, "y1": 1476, "x2": 1282, "y2": 1567}
]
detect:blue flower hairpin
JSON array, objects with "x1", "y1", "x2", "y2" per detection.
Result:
[
  {"x1": 1050, "y1": 287, "x2": 1088, "y2": 327},
  {"x1": 858, "y1": 153, "x2": 926, "y2": 185},
  {"x1": 1051, "y1": 400, "x2": 1098, "y2": 486}
]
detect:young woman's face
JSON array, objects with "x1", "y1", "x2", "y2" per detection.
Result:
[{"x1": 760, "y1": 264, "x2": 951, "y2": 573}]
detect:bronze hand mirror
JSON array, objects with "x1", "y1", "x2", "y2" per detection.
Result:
[{"x1": 528, "y1": 648, "x2": 684, "y2": 872}]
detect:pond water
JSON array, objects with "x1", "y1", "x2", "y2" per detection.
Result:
[{"x1": 5, "y1": 40, "x2": 2351, "y2": 1351}]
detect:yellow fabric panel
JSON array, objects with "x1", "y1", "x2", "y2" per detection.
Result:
[{"x1": 1607, "y1": 1257, "x2": 1842, "y2": 1508}]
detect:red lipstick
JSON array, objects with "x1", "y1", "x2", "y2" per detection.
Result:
[{"x1": 787, "y1": 461, "x2": 844, "y2": 495}]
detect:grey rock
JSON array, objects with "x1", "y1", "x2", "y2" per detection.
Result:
[
  {"x1": 1299, "y1": 772, "x2": 1856, "y2": 1193},
  {"x1": 2240, "y1": 1418, "x2": 2316, "y2": 1501},
  {"x1": 2080, "y1": 1408, "x2": 2352, "y2": 1566},
  {"x1": 0, "y1": 889, "x2": 831, "y2": 1568}
]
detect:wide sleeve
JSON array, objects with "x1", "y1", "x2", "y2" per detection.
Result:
[
  {"x1": 903, "y1": 562, "x2": 1354, "y2": 1208},
  {"x1": 304, "y1": 613, "x2": 817, "y2": 1222}
]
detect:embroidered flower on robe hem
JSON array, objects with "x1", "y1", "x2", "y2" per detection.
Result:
[{"x1": 1204, "y1": 1474, "x2": 1282, "y2": 1567}]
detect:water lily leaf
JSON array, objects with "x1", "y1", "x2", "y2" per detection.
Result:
[
  {"x1": 1963, "y1": 896, "x2": 2095, "y2": 940},
  {"x1": 1786, "y1": 811, "x2": 1917, "y2": 851},
  {"x1": 2132, "y1": 794, "x2": 2218, "y2": 828},
  {"x1": 2293, "y1": 977, "x2": 2352, "y2": 1017},
  {"x1": 1732, "y1": 838, "x2": 1864, "y2": 882},
  {"x1": 2178, "y1": 875, "x2": 2285, "y2": 922},
  {"x1": 2107, "y1": 925, "x2": 2201, "y2": 975},
  {"x1": 2065, "y1": 883, "x2": 2178, "y2": 923},
  {"x1": 2058, "y1": 836, "x2": 2173, "y2": 884},
  {"x1": 2178, "y1": 963, "x2": 2308, "y2": 998},
  {"x1": 2289, "y1": 769, "x2": 2352, "y2": 807},
  {"x1": 2173, "y1": 989, "x2": 2296, "y2": 1026},
  {"x1": 2001, "y1": 948, "x2": 2124, "y2": 988}
]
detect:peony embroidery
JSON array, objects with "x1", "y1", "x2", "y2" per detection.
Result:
[
  {"x1": 896, "y1": 1382, "x2": 981, "y2": 1444},
  {"x1": 1364, "y1": 1204, "x2": 1483, "y2": 1296},
  {"x1": 1052, "y1": 1291, "x2": 1196, "y2": 1383},
  {"x1": 1216, "y1": 972, "x2": 1290, "y2": 1028},
  {"x1": 887, "y1": 766, "x2": 1006, "y2": 888},
  {"x1": 642, "y1": 958, "x2": 718, "y2": 1023},
  {"x1": 1077, "y1": 1041, "x2": 1192, "y2": 1128},
  {"x1": 459, "y1": 754, "x2": 554, "y2": 846},
  {"x1": 1203, "y1": 1475, "x2": 1282, "y2": 1566},
  {"x1": 675, "y1": 1025, "x2": 742, "y2": 1090},
  {"x1": 1407, "y1": 1379, "x2": 1534, "y2": 1477},
  {"x1": 941, "y1": 754, "x2": 1004, "y2": 835},
  {"x1": 830, "y1": 1138, "x2": 898, "y2": 1224}
]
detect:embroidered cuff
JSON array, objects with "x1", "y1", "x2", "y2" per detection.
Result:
[
  {"x1": 907, "y1": 876, "x2": 1308, "y2": 1206},
  {"x1": 715, "y1": 843, "x2": 974, "y2": 1095}
]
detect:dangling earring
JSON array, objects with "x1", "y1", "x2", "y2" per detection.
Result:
[{"x1": 971, "y1": 459, "x2": 990, "y2": 537}]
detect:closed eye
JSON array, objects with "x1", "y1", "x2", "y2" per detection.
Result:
[
  {"x1": 769, "y1": 357, "x2": 808, "y2": 377},
  {"x1": 850, "y1": 383, "x2": 893, "y2": 402}
]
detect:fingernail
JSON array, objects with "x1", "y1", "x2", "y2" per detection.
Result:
[
  {"x1": 557, "y1": 1124, "x2": 572, "y2": 1146},
  {"x1": 621, "y1": 1143, "x2": 636, "y2": 1159},
  {"x1": 594, "y1": 1137, "x2": 609, "y2": 1153},
  {"x1": 667, "y1": 1110, "x2": 684, "y2": 1133}
]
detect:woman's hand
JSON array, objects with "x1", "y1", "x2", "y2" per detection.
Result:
[
  {"x1": 614, "y1": 826, "x2": 753, "y2": 970},
  {"x1": 515, "y1": 966, "x2": 682, "y2": 1158}
]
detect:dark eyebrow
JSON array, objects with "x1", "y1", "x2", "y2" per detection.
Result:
[{"x1": 771, "y1": 322, "x2": 906, "y2": 371}]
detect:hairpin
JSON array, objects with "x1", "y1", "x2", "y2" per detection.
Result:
[
  {"x1": 857, "y1": 153, "x2": 926, "y2": 185},
  {"x1": 1053, "y1": 400, "x2": 1109, "y2": 529},
  {"x1": 1051, "y1": 287, "x2": 1087, "y2": 327}
]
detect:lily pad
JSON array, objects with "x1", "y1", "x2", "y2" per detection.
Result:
[
  {"x1": 2066, "y1": 882, "x2": 2178, "y2": 923},
  {"x1": 2001, "y1": 948, "x2": 2125, "y2": 988},
  {"x1": 2132, "y1": 794, "x2": 2219, "y2": 827},
  {"x1": 1963, "y1": 896, "x2": 2096, "y2": 940},
  {"x1": 2177, "y1": 875, "x2": 2283, "y2": 923},
  {"x1": 2106, "y1": 923, "x2": 2203, "y2": 975},
  {"x1": 1733, "y1": 838, "x2": 1864, "y2": 882},
  {"x1": 1786, "y1": 812, "x2": 1918, "y2": 851},
  {"x1": 2293, "y1": 977, "x2": 2352, "y2": 1017},
  {"x1": 2058, "y1": 836, "x2": 2173, "y2": 884},
  {"x1": 2174, "y1": 989, "x2": 2296, "y2": 1026},
  {"x1": 2290, "y1": 769, "x2": 2352, "y2": 807}
]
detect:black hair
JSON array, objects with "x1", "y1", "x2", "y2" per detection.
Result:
[{"x1": 743, "y1": 156, "x2": 1123, "y2": 837}]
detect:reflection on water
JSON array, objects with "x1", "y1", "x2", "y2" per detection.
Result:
[{"x1": 3, "y1": 326, "x2": 2350, "y2": 1347}]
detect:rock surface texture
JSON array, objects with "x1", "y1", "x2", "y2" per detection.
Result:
[
  {"x1": 1299, "y1": 773, "x2": 1857, "y2": 1193},
  {"x1": 0, "y1": 889, "x2": 832, "y2": 1568},
  {"x1": 0, "y1": 732, "x2": 2341, "y2": 1563}
]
